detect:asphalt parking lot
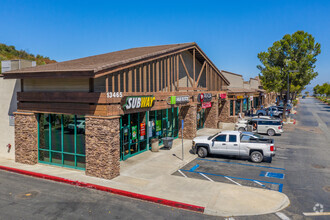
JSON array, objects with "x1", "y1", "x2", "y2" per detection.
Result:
[{"x1": 173, "y1": 155, "x2": 286, "y2": 192}]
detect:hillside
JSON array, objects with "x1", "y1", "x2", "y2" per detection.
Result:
[{"x1": 0, "y1": 43, "x2": 56, "y2": 73}]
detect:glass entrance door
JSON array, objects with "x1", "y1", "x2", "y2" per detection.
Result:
[
  {"x1": 197, "y1": 105, "x2": 205, "y2": 130},
  {"x1": 120, "y1": 112, "x2": 149, "y2": 160}
]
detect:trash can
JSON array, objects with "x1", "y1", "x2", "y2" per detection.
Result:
[
  {"x1": 151, "y1": 138, "x2": 159, "y2": 152},
  {"x1": 162, "y1": 137, "x2": 174, "y2": 149}
]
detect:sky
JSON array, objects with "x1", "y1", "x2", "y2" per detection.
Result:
[{"x1": 1, "y1": 0, "x2": 329, "y2": 87}]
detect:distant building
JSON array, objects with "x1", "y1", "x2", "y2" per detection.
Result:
[
  {"x1": 0, "y1": 59, "x2": 36, "y2": 159},
  {"x1": 220, "y1": 70, "x2": 276, "y2": 122},
  {"x1": 1, "y1": 59, "x2": 36, "y2": 73}
]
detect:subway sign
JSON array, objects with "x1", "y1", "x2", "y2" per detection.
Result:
[{"x1": 123, "y1": 96, "x2": 155, "y2": 110}]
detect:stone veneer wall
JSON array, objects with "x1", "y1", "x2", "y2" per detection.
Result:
[
  {"x1": 179, "y1": 104, "x2": 197, "y2": 139},
  {"x1": 14, "y1": 112, "x2": 38, "y2": 165},
  {"x1": 218, "y1": 100, "x2": 237, "y2": 123},
  {"x1": 85, "y1": 116, "x2": 120, "y2": 180},
  {"x1": 204, "y1": 101, "x2": 218, "y2": 128}
]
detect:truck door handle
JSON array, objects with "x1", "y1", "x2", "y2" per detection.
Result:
[
  {"x1": 222, "y1": 143, "x2": 226, "y2": 145},
  {"x1": 234, "y1": 144, "x2": 238, "y2": 146}
]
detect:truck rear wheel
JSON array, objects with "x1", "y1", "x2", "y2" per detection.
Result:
[
  {"x1": 197, "y1": 147, "x2": 207, "y2": 158},
  {"x1": 250, "y1": 151, "x2": 263, "y2": 163}
]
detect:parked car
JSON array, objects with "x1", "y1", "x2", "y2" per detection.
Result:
[
  {"x1": 235, "y1": 118, "x2": 283, "y2": 136},
  {"x1": 256, "y1": 106, "x2": 285, "y2": 117},
  {"x1": 302, "y1": 95, "x2": 306, "y2": 99},
  {"x1": 68, "y1": 120, "x2": 85, "y2": 133},
  {"x1": 192, "y1": 131, "x2": 276, "y2": 163},
  {"x1": 277, "y1": 103, "x2": 292, "y2": 111}
]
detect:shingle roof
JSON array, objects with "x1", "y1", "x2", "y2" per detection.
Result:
[{"x1": 5, "y1": 43, "x2": 194, "y2": 75}]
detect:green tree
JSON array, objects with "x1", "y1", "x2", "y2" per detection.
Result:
[
  {"x1": 0, "y1": 43, "x2": 56, "y2": 74},
  {"x1": 257, "y1": 31, "x2": 321, "y2": 118},
  {"x1": 313, "y1": 84, "x2": 321, "y2": 96}
]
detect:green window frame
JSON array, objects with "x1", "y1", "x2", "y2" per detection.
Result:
[{"x1": 37, "y1": 114, "x2": 86, "y2": 170}]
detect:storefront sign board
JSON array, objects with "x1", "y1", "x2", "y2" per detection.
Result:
[
  {"x1": 219, "y1": 93, "x2": 227, "y2": 99},
  {"x1": 140, "y1": 123, "x2": 146, "y2": 136},
  {"x1": 123, "y1": 96, "x2": 155, "y2": 110},
  {"x1": 249, "y1": 96, "x2": 253, "y2": 101},
  {"x1": 156, "y1": 120, "x2": 161, "y2": 132},
  {"x1": 132, "y1": 126, "x2": 137, "y2": 140},
  {"x1": 168, "y1": 96, "x2": 190, "y2": 105},
  {"x1": 198, "y1": 93, "x2": 212, "y2": 103},
  {"x1": 236, "y1": 95, "x2": 244, "y2": 99},
  {"x1": 202, "y1": 102, "x2": 212, "y2": 109}
]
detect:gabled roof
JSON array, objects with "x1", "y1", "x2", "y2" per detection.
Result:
[{"x1": 3, "y1": 43, "x2": 230, "y2": 85}]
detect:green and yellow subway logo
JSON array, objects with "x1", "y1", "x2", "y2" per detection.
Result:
[{"x1": 123, "y1": 96, "x2": 155, "y2": 110}]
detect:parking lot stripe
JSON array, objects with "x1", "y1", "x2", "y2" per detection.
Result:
[
  {"x1": 199, "y1": 173, "x2": 214, "y2": 182},
  {"x1": 253, "y1": 180, "x2": 269, "y2": 189},
  {"x1": 181, "y1": 169, "x2": 284, "y2": 192},
  {"x1": 197, "y1": 158, "x2": 285, "y2": 170},
  {"x1": 225, "y1": 177, "x2": 242, "y2": 186},
  {"x1": 275, "y1": 212, "x2": 291, "y2": 220},
  {"x1": 178, "y1": 170, "x2": 187, "y2": 178},
  {"x1": 189, "y1": 164, "x2": 200, "y2": 172}
]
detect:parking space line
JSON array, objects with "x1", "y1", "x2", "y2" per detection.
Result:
[
  {"x1": 225, "y1": 177, "x2": 242, "y2": 186},
  {"x1": 180, "y1": 169, "x2": 284, "y2": 192},
  {"x1": 253, "y1": 180, "x2": 270, "y2": 189},
  {"x1": 197, "y1": 158, "x2": 285, "y2": 170},
  {"x1": 178, "y1": 170, "x2": 187, "y2": 178},
  {"x1": 275, "y1": 212, "x2": 291, "y2": 220},
  {"x1": 199, "y1": 173, "x2": 214, "y2": 182},
  {"x1": 189, "y1": 164, "x2": 200, "y2": 172}
]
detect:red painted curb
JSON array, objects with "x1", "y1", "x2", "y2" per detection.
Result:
[{"x1": 0, "y1": 165, "x2": 204, "y2": 213}]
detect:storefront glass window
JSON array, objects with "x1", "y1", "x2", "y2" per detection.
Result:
[
  {"x1": 254, "y1": 97, "x2": 259, "y2": 108},
  {"x1": 235, "y1": 100, "x2": 241, "y2": 115},
  {"x1": 63, "y1": 115, "x2": 75, "y2": 153},
  {"x1": 243, "y1": 98, "x2": 247, "y2": 112},
  {"x1": 121, "y1": 107, "x2": 178, "y2": 161},
  {"x1": 38, "y1": 113, "x2": 86, "y2": 170}
]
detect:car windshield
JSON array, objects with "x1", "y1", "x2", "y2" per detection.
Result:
[
  {"x1": 251, "y1": 133, "x2": 263, "y2": 139},
  {"x1": 208, "y1": 133, "x2": 219, "y2": 140}
]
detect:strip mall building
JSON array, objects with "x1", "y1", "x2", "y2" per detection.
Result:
[{"x1": 4, "y1": 43, "x2": 238, "y2": 179}]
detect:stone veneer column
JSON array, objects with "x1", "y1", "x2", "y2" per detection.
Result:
[
  {"x1": 14, "y1": 112, "x2": 38, "y2": 165},
  {"x1": 219, "y1": 100, "x2": 237, "y2": 123},
  {"x1": 85, "y1": 116, "x2": 120, "y2": 180},
  {"x1": 204, "y1": 101, "x2": 218, "y2": 128},
  {"x1": 178, "y1": 104, "x2": 197, "y2": 139}
]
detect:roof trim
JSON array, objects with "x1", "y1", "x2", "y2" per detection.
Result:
[{"x1": 221, "y1": 70, "x2": 243, "y2": 77}]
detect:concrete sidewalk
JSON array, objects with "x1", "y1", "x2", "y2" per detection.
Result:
[{"x1": 0, "y1": 129, "x2": 290, "y2": 217}]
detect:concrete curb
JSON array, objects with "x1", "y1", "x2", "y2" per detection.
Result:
[{"x1": 0, "y1": 165, "x2": 205, "y2": 213}]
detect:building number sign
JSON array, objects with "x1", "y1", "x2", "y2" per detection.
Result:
[{"x1": 107, "y1": 92, "x2": 123, "y2": 98}]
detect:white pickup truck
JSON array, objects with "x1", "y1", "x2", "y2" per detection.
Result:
[{"x1": 192, "y1": 131, "x2": 276, "y2": 163}]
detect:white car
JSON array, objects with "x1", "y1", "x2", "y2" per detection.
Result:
[
  {"x1": 192, "y1": 131, "x2": 275, "y2": 163},
  {"x1": 68, "y1": 120, "x2": 85, "y2": 133}
]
